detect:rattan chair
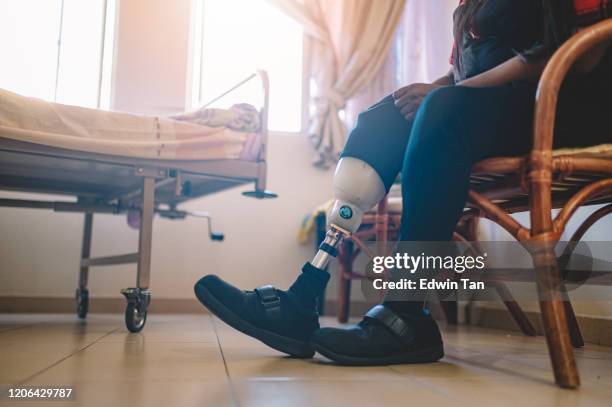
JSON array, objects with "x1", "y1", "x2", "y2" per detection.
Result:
[
  {"x1": 466, "y1": 20, "x2": 612, "y2": 388},
  {"x1": 336, "y1": 20, "x2": 612, "y2": 389}
]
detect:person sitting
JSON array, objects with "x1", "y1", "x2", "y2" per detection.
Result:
[{"x1": 194, "y1": 0, "x2": 612, "y2": 365}]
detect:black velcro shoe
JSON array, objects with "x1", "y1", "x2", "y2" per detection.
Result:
[
  {"x1": 194, "y1": 275, "x2": 318, "y2": 358},
  {"x1": 311, "y1": 305, "x2": 444, "y2": 365}
]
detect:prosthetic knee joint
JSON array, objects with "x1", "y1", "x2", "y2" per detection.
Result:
[{"x1": 310, "y1": 157, "x2": 385, "y2": 270}]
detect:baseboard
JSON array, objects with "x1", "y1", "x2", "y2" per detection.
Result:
[
  {"x1": 0, "y1": 296, "x2": 205, "y2": 314},
  {"x1": 0, "y1": 297, "x2": 372, "y2": 316},
  {"x1": 0, "y1": 296, "x2": 372, "y2": 316}
]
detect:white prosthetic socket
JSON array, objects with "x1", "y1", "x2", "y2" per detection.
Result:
[{"x1": 310, "y1": 157, "x2": 386, "y2": 270}]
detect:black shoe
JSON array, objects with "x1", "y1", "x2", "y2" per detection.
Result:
[
  {"x1": 194, "y1": 275, "x2": 318, "y2": 358},
  {"x1": 310, "y1": 305, "x2": 444, "y2": 365}
]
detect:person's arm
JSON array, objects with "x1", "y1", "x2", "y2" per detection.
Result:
[
  {"x1": 457, "y1": 55, "x2": 547, "y2": 87},
  {"x1": 393, "y1": 69, "x2": 454, "y2": 100},
  {"x1": 392, "y1": 69, "x2": 454, "y2": 120},
  {"x1": 459, "y1": 38, "x2": 611, "y2": 88},
  {"x1": 393, "y1": 55, "x2": 547, "y2": 120}
]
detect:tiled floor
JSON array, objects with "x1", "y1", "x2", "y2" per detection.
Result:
[{"x1": 1, "y1": 313, "x2": 611, "y2": 407}]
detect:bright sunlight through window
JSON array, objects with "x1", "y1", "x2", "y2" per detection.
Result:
[
  {"x1": 191, "y1": 0, "x2": 304, "y2": 133},
  {"x1": 0, "y1": 0, "x2": 116, "y2": 109}
]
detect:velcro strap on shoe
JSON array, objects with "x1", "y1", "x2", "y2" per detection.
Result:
[
  {"x1": 255, "y1": 285, "x2": 281, "y2": 319},
  {"x1": 364, "y1": 305, "x2": 413, "y2": 340}
]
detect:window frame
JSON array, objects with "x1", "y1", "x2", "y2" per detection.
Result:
[
  {"x1": 186, "y1": 0, "x2": 310, "y2": 136},
  {"x1": 0, "y1": 0, "x2": 116, "y2": 109},
  {"x1": 97, "y1": 0, "x2": 119, "y2": 110}
]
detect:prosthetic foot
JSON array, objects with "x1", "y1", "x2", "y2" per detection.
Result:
[{"x1": 195, "y1": 157, "x2": 387, "y2": 357}]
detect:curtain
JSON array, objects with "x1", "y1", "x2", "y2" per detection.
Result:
[
  {"x1": 268, "y1": 0, "x2": 405, "y2": 168},
  {"x1": 395, "y1": 0, "x2": 456, "y2": 85},
  {"x1": 346, "y1": 0, "x2": 457, "y2": 128}
]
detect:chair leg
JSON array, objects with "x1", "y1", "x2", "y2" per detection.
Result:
[
  {"x1": 493, "y1": 283, "x2": 537, "y2": 336},
  {"x1": 430, "y1": 268, "x2": 458, "y2": 324},
  {"x1": 503, "y1": 299, "x2": 537, "y2": 336},
  {"x1": 440, "y1": 300, "x2": 458, "y2": 325},
  {"x1": 448, "y1": 215, "x2": 480, "y2": 325},
  {"x1": 562, "y1": 289, "x2": 584, "y2": 348},
  {"x1": 534, "y1": 247, "x2": 580, "y2": 388}
]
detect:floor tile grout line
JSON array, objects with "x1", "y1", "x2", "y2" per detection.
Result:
[
  {"x1": 210, "y1": 316, "x2": 241, "y2": 407},
  {"x1": 423, "y1": 337, "x2": 609, "y2": 388},
  {"x1": 0, "y1": 323, "x2": 39, "y2": 334},
  {"x1": 13, "y1": 325, "x2": 122, "y2": 387},
  {"x1": 444, "y1": 344, "x2": 566, "y2": 380},
  {"x1": 434, "y1": 346, "x2": 591, "y2": 387}
]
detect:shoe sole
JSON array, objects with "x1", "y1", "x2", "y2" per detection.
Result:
[
  {"x1": 195, "y1": 283, "x2": 315, "y2": 358},
  {"x1": 311, "y1": 342, "x2": 444, "y2": 366}
]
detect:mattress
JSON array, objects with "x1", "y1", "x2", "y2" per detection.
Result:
[{"x1": 0, "y1": 89, "x2": 262, "y2": 161}]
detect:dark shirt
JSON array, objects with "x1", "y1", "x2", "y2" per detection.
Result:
[
  {"x1": 451, "y1": 0, "x2": 542, "y2": 81},
  {"x1": 450, "y1": 0, "x2": 611, "y2": 81}
]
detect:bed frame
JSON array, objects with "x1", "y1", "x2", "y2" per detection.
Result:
[{"x1": 0, "y1": 70, "x2": 275, "y2": 332}]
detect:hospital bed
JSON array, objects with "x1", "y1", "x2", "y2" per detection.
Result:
[{"x1": 0, "y1": 71, "x2": 275, "y2": 332}]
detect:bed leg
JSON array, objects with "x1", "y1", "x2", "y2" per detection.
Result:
[
  {"x1": 121, "y1": 176, "x2": 155, "y2": 333},
  {"x1": 76, "y1": 212, "x2": 93, "y2": 319},
  {"x1": 137, "y1": 176, "x2": 155, "y2": 291},
  {"x1": 241, "y1": 162, "x2": 278, "y2": 198}
]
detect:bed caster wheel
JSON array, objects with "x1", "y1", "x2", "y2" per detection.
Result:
[
  {"x1": 76, "y1": 288, "x2": 89, "y2": 319},
  {"x1": 121, "y1": 288, "x2": 150, "y2": 333},
  {"x1": 125, "y1": 303, "x2": 147, "y2": 333}
]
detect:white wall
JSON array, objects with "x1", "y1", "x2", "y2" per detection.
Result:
[{"x1": 0, "y1": 0, "x2": 333, "y2": 300}]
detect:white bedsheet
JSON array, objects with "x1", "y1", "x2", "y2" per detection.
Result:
[{"x1": 0, "y1": 89, "x2": 261, "y2": 161}]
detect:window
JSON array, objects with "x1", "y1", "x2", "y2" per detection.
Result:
[
  {"x1": 190, "y1": 0, "x2": 304, "y2": 133},
  {"x1": 0, "y1": 0, "x2": 116, "y2": 109}
]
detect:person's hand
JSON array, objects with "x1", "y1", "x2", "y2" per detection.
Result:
[{"x1": 392, "y1": 83, "x2": 442, "y2": 121}]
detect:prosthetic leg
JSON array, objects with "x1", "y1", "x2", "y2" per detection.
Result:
[
  {"x1": 310, "y1": 156, "x2": 386, "y2": 270},
  {"x1": 194, "y1": 156, "x2": 387, "y2": 358},
  {"x1": 194, "y1": 94, "x2": 442, "y2": 362},
  {"x1": 309, "y1": 157, "x2": 444, "y2": 367}
]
